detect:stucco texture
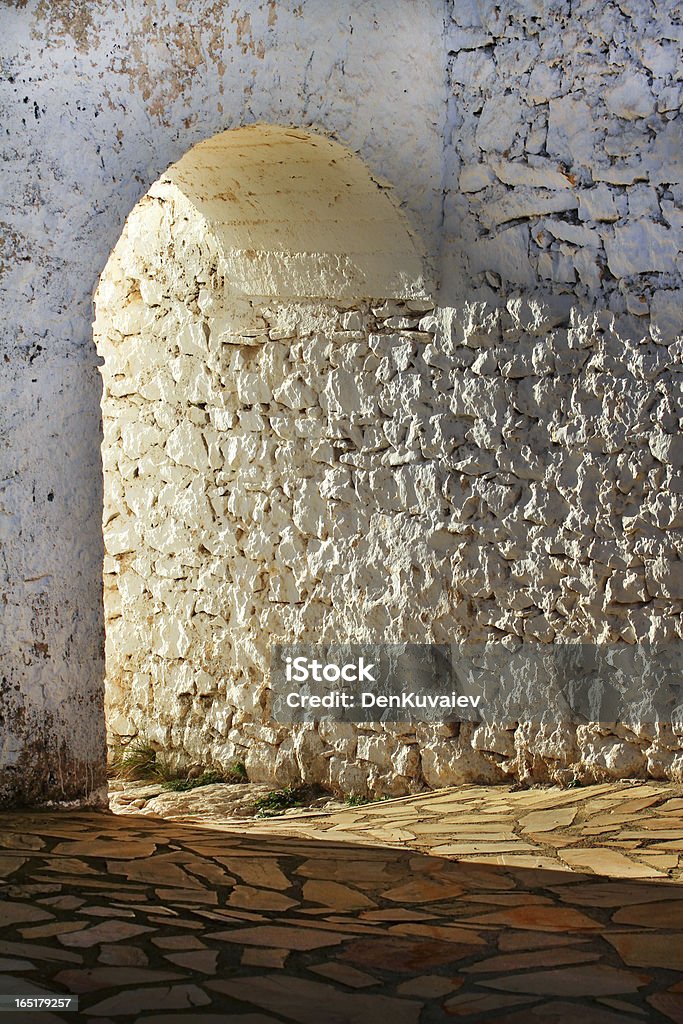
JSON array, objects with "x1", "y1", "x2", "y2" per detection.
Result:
[
  {"x1": 0, "y1": 1, "x2": 444, "y2": 805},
  {"x1": 1, "y1": 0, "x2": 682, "y2": 805}
]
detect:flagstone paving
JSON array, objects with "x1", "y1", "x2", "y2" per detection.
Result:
[{"x1": 0, "y1": 781, "x2": 680, "y2": 1022}]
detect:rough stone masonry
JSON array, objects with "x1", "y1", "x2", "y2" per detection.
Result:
[
  {"x1": 97, "y1": 133, "x2": 683, "y2": 795},
  {"x1": 1, "y1": 0, "x2": 682, "y2": 805}
]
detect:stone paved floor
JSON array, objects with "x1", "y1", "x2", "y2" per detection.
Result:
[{"x1": 1, "y1": 782, "x2": 682, "y2": 1023}]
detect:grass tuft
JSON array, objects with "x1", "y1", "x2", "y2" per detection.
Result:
[
  {"x1": 253, "y1": 784, "x2": 323, "y2": 818},
  {"x1": 108, "y1": 740, "x2": 178, "y2": 782}
]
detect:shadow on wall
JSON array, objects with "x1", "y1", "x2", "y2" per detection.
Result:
[{"x1": 95, "y1": 122, "x2": 683, "y2": 798}]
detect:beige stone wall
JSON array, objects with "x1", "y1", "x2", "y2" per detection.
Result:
[{"x1": 97, "y1": 140, "x2": 683, "y2": 793}]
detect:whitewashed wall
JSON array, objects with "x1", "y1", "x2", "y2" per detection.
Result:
[
  {"x1": 1, "y1": 0, "x2": 682, "y2": 805},
  {"x1": 0, "y1": 0, "x2": 445, "y2": 805}
]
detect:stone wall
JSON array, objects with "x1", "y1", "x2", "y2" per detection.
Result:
[
  {"x1": 98, "y1": 153, "x2": 683, "y2": 792},
  {"x1": 0, "y1": 0, "x2": 444, "y2": 807},
  {"x1": 441, "y1": 0, "x2": 683, "y2": 332},
  {"x1": 1, "y1": 0, "x2": 681, "y2": 805}
]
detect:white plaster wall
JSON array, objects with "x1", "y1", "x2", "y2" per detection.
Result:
[
  {"x1": 1, "y1": 0, "x2": 682, "y2": 805},
  {"x1": 0, "y1": 1, "x2": 445, "y2": 805}
]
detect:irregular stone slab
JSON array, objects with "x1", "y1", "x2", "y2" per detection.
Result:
[
  {"x1": 0, "y1": 851, "x2": 28, "y2": 876},
  {"x1": 228, "y1": 886, "x2": 298, "y2": 912},
  {"x1": 58, "y1": 921, "x2": 155, "y2": 948},
  {"x1": 396, "y1": 974, "x2": 462, "y2": 997},
  {"x1": 309, "y1": 962, "x2": 379, "y2": 989},
  {"x1": 218, "y1": 858, "x2": 291, "y2": 891},
  {"x1": 480, "y1": 964, "x2": 650, "y2": 997},
  {"x1": 606, "y1": 934, "x2": 683, "y2": 972},
  {"x1": 302, "y1": 880, "x2": 376, "y2": 911},
  {"x1": 205, "y1": 925, "x2": 348, "y2": 950},
  {"x1": 431, "y1": 842, "x2": 536, "y2": 855},
  {"x1": 54, "y1": 966, "x2": 184, "y2": 993},
  {"x1": 381, "y1": 878, "x2": 465, "y2": 903},
  {"x1": 20, "y1": 923, "x2": 87, "y2": 940},
  {"x1": 498, "y1": 932, "x2": 592, "y2": 953},
  {"x1": 207, "y1": 975, "x2": 423, "y2": 1024},
  {"x1": 240, "y1": 948, "x2": 289, "y2": 969},
  {"x1": 464, "y1": 947, "x2": 601, "y2": 974},
  {"x1": 0, "y1": 958, "x2": 36, "y2": 971},
  {"x1": 88, "y1": 984, "x2": 211, "y2": 1015},
  {"x1": 612, "y1": 902, "x2": 683, "y2": 928},
  {"x1": 164, "y1": 950, "x2": 218, "y2": 974},
  {"x1": 105, "y1": 854, "x2": 205, "y2": 889},
  {"x1": 1, "y1": 903, "x2": 54, "y2": 926},
  {"x1": 341, "y1": 936, "x2": 478, "y2": 971},
  {"x1": 646, "y1": 992, "x2": 683, "y2": 1024},
  {"x1": 388, "y1": 923, "x2": 486, "y2": 946},
  {"x1": 51, "y1": 839, "x2": 158, "y2": 859},
  {"x1": 152, "y1": 935, "x2": 206, "y2": 950},
  {"x1": 0, "y1": 940, "x2": 82, "y2": 964},
  {"x1": 558, "y1": 848, "x2": 665, "y2": 879},
  {"x1": 519, "y1": 807, "x2": 577, "y2": 833},
  {"x1": 98, "y1": 944, "x2": 149, "y2": 967},
  {"x1": 459, "y1": 906, "x2": 602, "y2": 933}
]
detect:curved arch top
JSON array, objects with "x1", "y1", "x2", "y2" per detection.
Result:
[{"x1": 155, "y1": 124, "x2": 433, "y2": 301}]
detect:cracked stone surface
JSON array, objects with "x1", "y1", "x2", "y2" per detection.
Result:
[{"x1": 1, "y1": 781, "x2": 682, "y2": 1022}]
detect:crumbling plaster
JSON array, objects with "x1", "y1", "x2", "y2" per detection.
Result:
[
  {"x1": 0, "y1": 0, "x2": 445, "y2": 806},
  {"x1": 1, "y1": 0, "x2": 682, "y2": 805}
]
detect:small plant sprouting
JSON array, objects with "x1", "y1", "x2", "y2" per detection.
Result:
[
  {"x1": 253, "y1": 784, "x2": 323, "y2": 818},
  {"x1": 345, "y1": 793, "x2": 371, "y2": 806},
  {"x1": 162, "y1": 769, "x2": 225, "y2": 792},
  {"x1": 225, "y1": 760, "x2": 248, "y2": 783},
  {"x1": 108, "y1": 739, "x2": 177, "y2": 782}
]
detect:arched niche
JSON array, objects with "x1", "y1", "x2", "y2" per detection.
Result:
[{"x1": 95, "y1": 123, "x2": 436, "y2": 795}]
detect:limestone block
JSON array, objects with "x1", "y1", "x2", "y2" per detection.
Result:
[
  {"x1": 292, "y1": 479, "x2": 328, "y2": 537},
  {"x1": 328, "y1": 758, "x2": 369, "y2": 798},
  {"x1": 547, "y1": 96, "x2": 597, "y2": 167},
  {"x1": 577, "y1": 185, "x2": 621, "y2": 222},
  {"x1": 469, "y1": 224, "x2": 536, "y2": 287},
  {"x1": 479, "y1": 188, "x2": 578, "y2": 229},
  {"x1": 176, "y1": 320, "x2": 209, "y2": 357},
  {"x1": 244, "y1": 742, "x2": 279, "y2": 785},
  {"x1": 604, "y1": 70, "x2": 656, "y2": 120},
  {"x1": 115, "y1": 298, "x2": 157, "y2": 337},
  {"x1": 166, "y1": 421, "x2": 209, "y2": 472},
  {"x1": 235, "y1": 372, "x2": 273, "y2": 405},
  {"x1": 273, "y1": 376, "x2": 317, "y2": 410},
  {"x1": 650, "y1": 290, "x2": 683, "y2": 345},
  {"x1": 604, "y1": 220, "x2": 679, "y2": 278},
  {"x1": 357, "y1": 734, "x2": 392, "y2": 768},
  {"x1": 645, "y1": 555, "x2": 683, "y2": 600},
  {"x1": 393, "y1": 743, "x2": 421, "y2": 777},
  {"x1": 475, "y1": 93, "x2": 524, "y2": 152},
  {"x1": 152, "y1": 618, "x2": 192, "y2": 660},
  {"x1": 104, "y1": 517, "x2": 141, "y2": 556},
  {"x1": 294, "y1": 728, "x2": 330, "y2": 784},
  {"x1": 526, "y1": 62, "x2": 562, "y2": 104},
  {"x1": 420, "y1": 741, "x2": 504, "y2": 787}
]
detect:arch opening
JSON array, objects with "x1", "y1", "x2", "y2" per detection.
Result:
[{"x1": 95, "y1": 124, "x2": 437, "y2": 796}]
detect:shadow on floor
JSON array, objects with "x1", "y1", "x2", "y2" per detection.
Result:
[{"x1": 0, "y1": 810, "x2": 681, "y2": 1023}]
